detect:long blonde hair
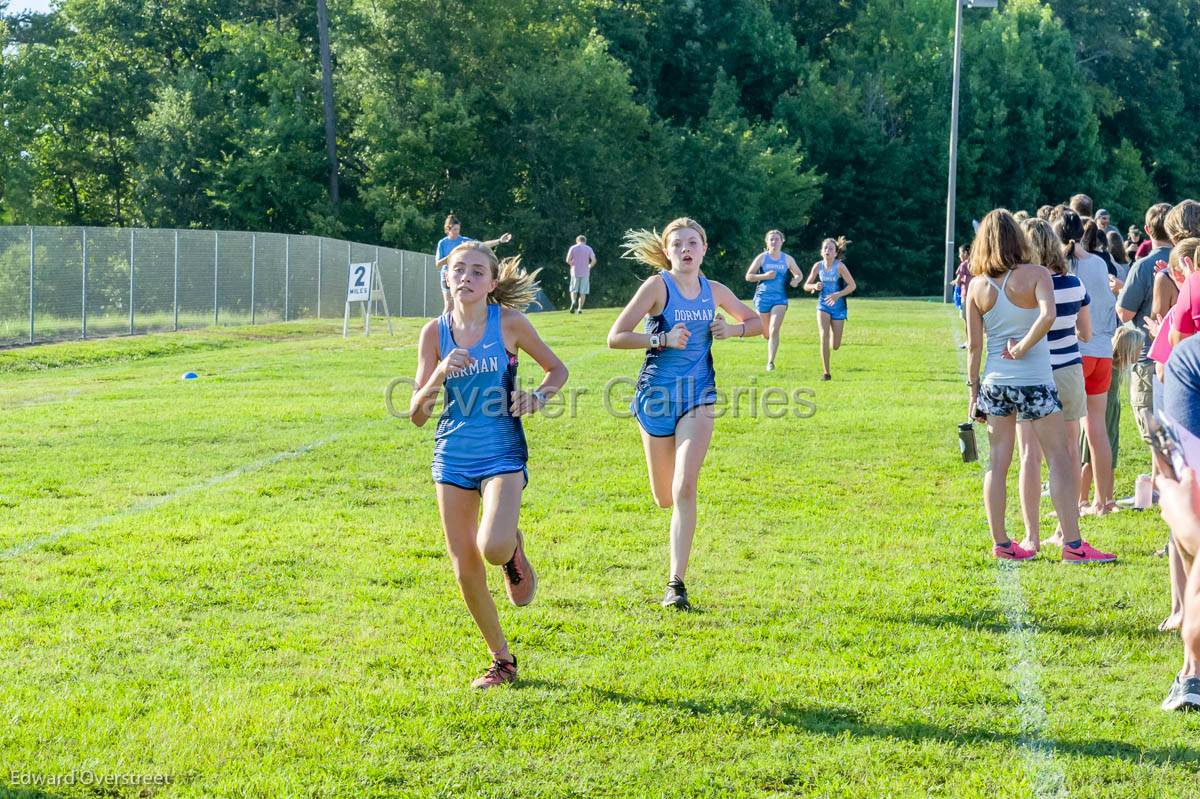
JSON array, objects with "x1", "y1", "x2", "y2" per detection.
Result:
[
  {"x1": 1111, "y1": 326, "x2": 1145, "y2": 371},
  {"x1": 1168, "y1": 237, "x2": 1200, "y2": 279},
  {"x1": 1021, "y1": 217, "x2": 1068, "y2": 276},
  {"x1": 622, "y1": 217, "x2": 707, "y2": 270},
  {"x1": 447, "y1": 241, "x2": 540, "y2": 310}
]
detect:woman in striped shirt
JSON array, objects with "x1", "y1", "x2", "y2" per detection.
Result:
[{"x1": 1015, "y1": 217, "x2": 1092, "y2": 551}]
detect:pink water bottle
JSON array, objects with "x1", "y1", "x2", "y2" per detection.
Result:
[{"x1": 1134, "y1": 474, "x2": 1153, "y2": 510}]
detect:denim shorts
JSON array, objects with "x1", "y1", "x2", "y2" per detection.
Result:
[{"x1": 977, "y1": 382, "x2": 1061, "y2": 422}]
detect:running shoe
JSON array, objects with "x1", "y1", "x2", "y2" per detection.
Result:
[
  {"x1": 502, "y1": 531, "x2": 537, "y2": 606},
  {"x1": 661, "y1": 577, "x2": 690, "y2": 610},
  {"x1": 471, "y1": 656, "x2": 518, "y2": 689},
  {"x1": 766, "y1": 362, "x2": 775, "y2": 372},
  {"x1": 1161, "y1": 675, "x2": 1200, "y2": 711},
  {"x1": 993, "y1": 541, "x2": 1036, "y2": 560},
  {"x1": 1062, "y1": 540, "x2": 1117, "y2": 564},
  {"x1": 821, "y1": 373, "x2": 831, "y2": 381}
]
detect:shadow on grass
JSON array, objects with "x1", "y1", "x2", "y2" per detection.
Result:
[
  {"x1": 886, "y1": 609, "x2": 1164, "y2": 642},
  {"x1": 588, "y1": 687, "x2": 1200, "y2": 767}
]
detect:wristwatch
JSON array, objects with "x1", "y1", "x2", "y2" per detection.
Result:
[
  {"x1": 649, "y1": 333, "x2": 664, "y2": 349},
  {"x1": 531, "y1": 389, "x2": 548, "y2": 407}
]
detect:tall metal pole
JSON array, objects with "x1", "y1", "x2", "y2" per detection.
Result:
[
  {"x1": 129, "y1": 228, "x2": 136, "y2": 334},
  {"x1": 173, "y1": 230, "x2": 180, "y2": 332},
  {"x1": 28, "y1": 227, "x2": 35, "y2": 344},
  {"x1": 284, "y1": 235, "x2": 290, "y2": 322},
  {"x1": 317, "y1": 239, "x2": 323, "y2": 318},
  {"x1": 81, "y1": 229, "x2": 88, "y2": 339},
  {"x1": 214, "y1": 231, "x2": 220, "y2": 326},
  {"x1": 316, "y1": 0, "x2": 339, "y2": 205},
  {"x1": 943, "y1": 0, "x2": 965, "y2": 304},
  {"x1": 250, "y1": 232, "x2": 257, "y2": 326}
]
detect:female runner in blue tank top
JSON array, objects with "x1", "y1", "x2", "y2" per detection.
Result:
[
  {"x1": 744, "y1": 229, "x2": 803, "y2": 371},
  {"x1": 802, "y1": 237, "x2": 857, "y2": 380},
  {"x1": 410, "y1": 241, "x2": 568, "y2": 689},
  {"x1": 608, "y1": 217, "x2": 762, "y2": 611}
]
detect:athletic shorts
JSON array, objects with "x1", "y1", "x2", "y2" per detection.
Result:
[
  {"x1": 1081, "y1": 355, "x2": 1113, "y2": 396},
  {"x1": 632, "y1": 387, "x2": 717, "y2": 438},
  {"x1": 976, "y1": 382, "x2": 1062, "y2": 422},
  {"x1": 433, "y1": 463, "x2": 528, "y2": 492},
  {"x1": 570, "y1": 275, "x2": 590, "y2": 295},
  {"x1": 754, "y1": 297, "x2": 787, "y2": 313},
  {"x1": 1130, "y1": 360, "x2": 1154, "y2": 411},
  {"x1": 1052, "y1": 363, "x2": 1086, "y2": 421}
]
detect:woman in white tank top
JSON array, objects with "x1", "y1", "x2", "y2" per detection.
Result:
[{"x1": 965, "y1": 209, "x2": 1116, "y2": 564}]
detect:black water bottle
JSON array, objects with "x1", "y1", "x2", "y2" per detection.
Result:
[{"x1": 958, "y1": 422, "x2": 978, "y2": 463}]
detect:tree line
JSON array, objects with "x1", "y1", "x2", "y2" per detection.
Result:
[{"x1": 2, "y1": 0, "x2": 1197, "y2": 304}]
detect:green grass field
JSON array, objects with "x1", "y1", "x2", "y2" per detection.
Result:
[{"x1": 1, "y1": 300, "x2": 1196, "y2": 798}]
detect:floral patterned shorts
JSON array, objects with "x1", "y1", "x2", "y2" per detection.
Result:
[{"x1": 977, "y1": 382, "x2": 1061, "y2": 422}]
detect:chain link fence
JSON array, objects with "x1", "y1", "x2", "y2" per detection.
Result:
[{"x1": 0, "y1": 226, "x2": 446, "y2": 346}]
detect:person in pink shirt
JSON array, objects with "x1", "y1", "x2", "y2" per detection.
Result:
[
  {"x1": 565, "y1": 235, "x2": 597, "y2": 314},
  {"x1": 1172, "y1": 241, "x2": 1200, "y2": 347}
]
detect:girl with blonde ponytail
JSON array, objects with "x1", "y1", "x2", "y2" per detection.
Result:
[
  {"x1": 607, "y1": 217, "x2": 763, "y2": 611},
  {"x1": 802, "y1": 236, "x2": 857, "y2": 380},
  {"x1": 409, "y1": 240, "x2": 568, "y2": 689}
]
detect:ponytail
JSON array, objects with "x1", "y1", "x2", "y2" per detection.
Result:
[
  {"x1": 622, "y1": 217, "x2": 708, "y2": 271},
  {"x1": 489, "y1": 256, "x2": 540, "y2": 310},
  {"x1": 446, "y1": 241, "x2": 540, "y2": 311}
]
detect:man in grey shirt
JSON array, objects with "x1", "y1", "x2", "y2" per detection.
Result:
[{"x1": 1117, "y1": 202, "x2": 1172, "y2": 448}]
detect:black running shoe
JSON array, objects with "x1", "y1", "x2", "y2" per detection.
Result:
[{"x1": 661, "y1": 577, "x2": 690, "y2": 610}]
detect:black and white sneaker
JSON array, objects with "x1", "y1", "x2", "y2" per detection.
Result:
[
  {"x1": 661, "y1": 577, "x2": 690, "y2": 611},
  {"x1": 1162, "y1": 675, "x2": 1200, "y2": 711}
]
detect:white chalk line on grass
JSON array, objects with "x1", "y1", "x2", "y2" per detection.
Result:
[
  {"x1": 1, "y1": 435, "x2": 336, "y2": 561},
  {"x1": 950, "y1": 312, "x2": 1067, "y2": 798}
]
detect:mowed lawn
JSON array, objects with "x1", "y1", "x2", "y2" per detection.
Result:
[{"x1": 0, "y1": 299, "x2": 1196, "y2": 798}]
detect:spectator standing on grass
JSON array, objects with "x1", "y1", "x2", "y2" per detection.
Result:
[
  {"x1": 565, "y1": 235, "x2": 596, "y2": 315},
  {"x1": 1015, "y1": 217, "x2": 1092, "y2": 552},
  {"x1": 966, "y1": 209, "x2": 1115, "y2": 563},
  {"x1": 1117, "y1": 202, "x2": 1174, "y2": 501},
  {"x1": 1156, "y1": 333, "x2": 1200, "y2": 711}
]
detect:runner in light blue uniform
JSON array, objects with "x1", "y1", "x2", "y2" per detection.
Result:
[
  {"x1": 818, "y1": 260, "x2": 848, "y2": 321},
  {"x1": 609, "y1": 218, "x2": 763, "y2": 613},
  {"x1": 753, "y1": 251, "x2": 790, "y2": 313},
  {"x1": 432, "y1": 303, "x2": 527, "y2": 489},
  {"x1": 803, "y1": 236, "x2": 857, "y2": 380},
  {"x1": 410, "y1": 241, "x2": 568, "y2": 690},
  {"x1": 746, "y1": 230, "x2": 802, "y2": 371},
  {"x1": 633, "y1": 271, "x2": 718, "y2": 437}
]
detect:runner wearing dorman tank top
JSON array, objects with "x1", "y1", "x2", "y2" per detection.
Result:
[
  {"x1": 745, "y1": 230, "x2": 803, "y2": 371},
  {"x1": 802, "y1": 237, "x2": 856, "y2": 380},
  {"x1": 609, "y1": 217, "x2": 762, "y2": 612}
]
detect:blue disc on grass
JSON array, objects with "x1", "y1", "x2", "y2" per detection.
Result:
[{"x1": 182, "y1": 372, "x2": 198, "y2": 380}]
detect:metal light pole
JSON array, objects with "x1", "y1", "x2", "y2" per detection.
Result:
[{"x1": 943, "y1": 0, "x2": 996, "y2": 303}]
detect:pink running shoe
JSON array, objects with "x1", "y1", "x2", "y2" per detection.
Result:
[
  {"x1": 502, "y1": 531, "x2": 537, "y2": 606},
  {"x1": 471, "y1": 656, "x2": 518, "y2": 689},
  {"x1": 1062, "y1": 540, "x2": 1117, "y2": 564},
  {"x1": 993, "y1": 541, "x2": 1036, "y2": 561}
]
